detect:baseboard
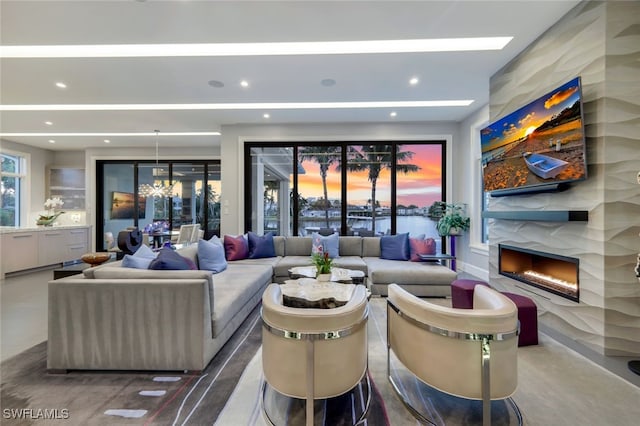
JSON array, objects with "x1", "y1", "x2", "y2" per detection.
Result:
[{"x1": 457, "y1": 261, "x2": 488, "y2": 281}]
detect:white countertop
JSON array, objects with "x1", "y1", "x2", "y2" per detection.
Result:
[{"x1": 0, "y1": 224, "x2": 91, "y2": 234}]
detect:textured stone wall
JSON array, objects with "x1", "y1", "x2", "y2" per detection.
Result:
[{"x1": 487, "y1": 1, "x2": 640, "y2": 356}]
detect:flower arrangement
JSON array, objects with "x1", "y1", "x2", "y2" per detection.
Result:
[
  {"x1": 37, "y1": 197, "x2": 65, "y2": 226},
  {"x1": 311, "y1": 251, "x2": 333, "y2": 275}
]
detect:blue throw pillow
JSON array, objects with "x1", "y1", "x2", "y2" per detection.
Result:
[
  {"x1": 247, "y1": 231, "x2": 276, "y2": 259},
  {"x1": 122, "y1": 243, "x2": 156, "y2": 269},
  {"x1": 380, "y1": 233, "x2": 410, "y2": 261},
  {"x1": 149, "y1": 247, "x2": 191, "y2": 270},
  {"x1": 122, "y1": 254, "x2": 154, "y2": 269},
  {"x1": 311, "y1": 232, "x2": 340, "y2": 258},
  {"x1": 198, "y1": 236, "x2": 228, "y2": 273}
]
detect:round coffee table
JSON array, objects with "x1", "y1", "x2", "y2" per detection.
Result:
[{"x1": 280, "y1": 278, "x2": 356, "y2": 309}]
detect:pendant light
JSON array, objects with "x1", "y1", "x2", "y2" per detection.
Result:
[{"x1": 138, "y1": 130, "x2": 174, "y2": 197}]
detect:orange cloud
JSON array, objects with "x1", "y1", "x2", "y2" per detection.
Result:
[{"x1": 544, "y1": 86, "x2": 578, "y2": 109}]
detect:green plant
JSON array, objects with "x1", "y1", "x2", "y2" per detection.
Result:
[
  {"x1": 427, "y1": 201, "x2": 447, "y2": 220},
  {"x1": 436, "y1": 203, "x2": 470, "y2": 236},
  {"x1": 311, "y1": 251, "x2": 333, "y2": 274}
]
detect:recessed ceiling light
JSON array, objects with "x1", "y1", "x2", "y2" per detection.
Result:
[
  {"x1": 390, "y1": 111, "x2": 397, "y2": 117},
  {"x1": 208, "y1": 80, "x2": 224, "y2": 88},
  {"x1": 263, "y1": 113, "x2": 270, "y2": 119},
  {"x1": 409, "y1": 77, "x2": 419, "y2": 85},
  {"x1": 45, "y1": 121, "x2": 53, "y2": 125},
  {"x1": 0, "y1": 37, "x2": 513, "y2": 58},
  {"x1": 55, "y1": 82, "x2": 67, "y2": 89},
  {"x1": 321, "y1": 79, "x2": 336, "y2": 87},
  {"x1": 48, "y1": 139, "x2": 55, "y2": 144},
  {"x1": 104, "y1": 139, "x2": 110, "y2": 143},
  {"x1": 0, "y1": 100, "x2": 473, "y2": 112},
  {"x1": 240, "y1": 80, "x2": 249, "y2": 88}
]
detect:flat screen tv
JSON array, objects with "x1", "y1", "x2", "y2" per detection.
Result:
[
  {"x1": 481, "y1": 77, "x2": 587, "y2": 196},
  {"x1": 110, "y1": 191, "x2": 146, "y2": 219}
]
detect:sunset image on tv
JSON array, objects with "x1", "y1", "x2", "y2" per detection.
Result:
[{"x1": 481, "y1": 77, "x2": 587, "y2": 193}]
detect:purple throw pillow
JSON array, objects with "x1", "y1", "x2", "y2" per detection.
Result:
[
  {"x1": 224, "y1": 234, "x2": 249, "y2": 261},
  {"x1": 248, "y1": 231, "x2": 276, "y2": 259},
  {"x1": 149, "y1": 247, "x2": 192, "y2": 270},
  {"x1": 380, "y1": 233, "x2": 410, "y2": 261},
  {"x1": 410, "y1": 237, "x2": 437, "y2": 262}
]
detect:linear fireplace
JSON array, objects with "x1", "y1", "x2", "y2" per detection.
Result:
[{"x1": 498, "y1": 244, "x2": 579, "y2": 302}]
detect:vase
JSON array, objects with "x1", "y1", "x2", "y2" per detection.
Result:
[
  {"x1": 36, "y1": 218, "x2": 56, "y2": 227},
  {"x1": 316, "y1": 273, "x2": 332, "y2": 282}
]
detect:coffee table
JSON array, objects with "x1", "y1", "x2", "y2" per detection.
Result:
[
  {"x1": 288, "y1": 266, "x2": 365, "y2": 284},
  {"x1": 280, "y1": 278, "x2": 356, "y2": 309}
]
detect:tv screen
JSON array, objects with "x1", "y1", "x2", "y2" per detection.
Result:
[
  {"x1": 481, "y1": 77, "x2": 587, "y2": 196},
  {"x1": 110, "y1": 191, "x2": 146, "y2": 219}
]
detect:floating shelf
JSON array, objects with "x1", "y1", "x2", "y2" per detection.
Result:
[{"x1": 482, "y1": 210, "x2": 589, "y2": 222}]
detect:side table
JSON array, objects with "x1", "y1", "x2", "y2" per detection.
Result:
[{"x1": 417, "y1": 253, "x2": 456, "y2": 271}]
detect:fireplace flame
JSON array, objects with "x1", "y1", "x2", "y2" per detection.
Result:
[{"x1": 523, "y1": 270, "x2": 577, "y2": 291}]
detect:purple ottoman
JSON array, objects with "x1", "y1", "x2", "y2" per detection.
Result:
[
  {"x1": 451, "y1": 279, "x2": 490, "y2": 309},
  {"x1": 502, "y1": 292, "x2": 538, "y2": 347}
]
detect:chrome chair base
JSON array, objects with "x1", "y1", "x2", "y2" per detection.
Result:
[
  {"x1": 388, "y1": 350, "x2": 523, "y2": 426},
  {"x1": 261, "y1": 372, "x2": 371, "y2": 426}
]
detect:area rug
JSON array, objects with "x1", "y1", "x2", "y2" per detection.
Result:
[
  {"x1": 0, "y1": 305, "x2": 264, "y2": 425},
  {"x1": 215, "y1": 348, "x2": 390, "y2": 426}
]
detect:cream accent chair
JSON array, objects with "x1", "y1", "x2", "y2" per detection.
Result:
[
  {"x1": 387, "y1": 283, "x2": 521, "y2": 426},
  {"x1": 176, "y1": 224, "x2": 196, "y2": 244},
  {"x1": 261, "y1": 283, "x2": 369, "y2": 426}
]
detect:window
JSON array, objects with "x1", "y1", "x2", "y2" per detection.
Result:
[
  {"x1": 245, "y1": 141, "x2": 445, "y2": 239},
  {"x1": 1, "y1": 153, "x2": 26, "y2": 227}
]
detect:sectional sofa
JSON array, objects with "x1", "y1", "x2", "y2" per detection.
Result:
[{"x1": 47, "y1": 235, "x2": 456, "y2": 373}]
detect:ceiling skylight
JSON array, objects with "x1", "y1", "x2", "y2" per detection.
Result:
[
  {"x1": 0, "y1": 100, "x2": 473, "y2": 111},
  {"x1": 0, "y1": 37, "x2": 512, "y2": 58}
]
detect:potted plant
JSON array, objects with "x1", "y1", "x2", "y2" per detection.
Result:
[
  {"x1": 311, "y1": 251, "x2": 333, "y2": 281},
  {"x1": 436, "y1": 203, "x2": 470, "y2": 236}
]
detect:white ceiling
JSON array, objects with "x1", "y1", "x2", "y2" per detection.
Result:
[{"x1": 0, "y1": 0, "x2": 580, "y2": 151}]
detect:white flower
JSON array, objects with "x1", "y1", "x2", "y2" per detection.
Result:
[{"x1": 44, "y1": 197, "x2": 64, "y2": 211}]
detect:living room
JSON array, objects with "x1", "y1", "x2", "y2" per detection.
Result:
[{"x1": 1, "y1": 1, "x2": 639, "y2": 424}]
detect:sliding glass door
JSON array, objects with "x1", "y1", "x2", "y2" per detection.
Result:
[
  {"x1": 97, "y1": 160, "x2": 220, "y2": 250},
  {"x1": 245, "y1": 141, "x2": 445, "y2": 239}
]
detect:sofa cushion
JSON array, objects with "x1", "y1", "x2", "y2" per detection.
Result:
[
  {"x1": 177, "y1": 244, "x2": 199, "y2": 267},
  {"x1": 198, "y1": 237, "x2": 228, "y2": 273},
  {"x1": 409, "y1": 237, "x2": 437, "y2": 261},
  {"x1": 338, "y1": 236, "x2": 363, "y2": 257},
  {"x1": 364, "y1": 257, "x2": 457, "y2": 285},
  {"x1": 149, "y1": 247, "x2": 192, "y2": 270},
  {"x1": 331, "y1": 256, "x2": 368, "y2": 274},
  {"x1": 273, "y1": 255, "x2": 314, "y2": 278},
  {"x1": 311, "y1": 232, "x2": 339, "y2": 258},
  {"x1": 224, "y1": 234, "x2": 249, "y2": 261},
  {"x1": 248, "y1": 231, "x2": 276, "y2": 259},
  {"x1": 380, "y1": 233, "x2": 410, "y2": 261},
  {"x1": 362, "y1": 237, "x2": 381, "y2": 257},
  {"x1": 211, "y1": 263, "x2": 272, "y2": 337},
  {"x1": 285, "y1": 237, "x2": 312, "y2": 256},
  {"x1": 273, "y1": 236, "x2": 286, "y2": 257}
]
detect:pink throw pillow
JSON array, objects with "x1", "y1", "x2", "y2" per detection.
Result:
[
  {"x1": 410, "y1": 237, "x2": 437, "y2": 262},
  {"x1": 224, "y1": 234, "x2": 249, "y2": 261}
]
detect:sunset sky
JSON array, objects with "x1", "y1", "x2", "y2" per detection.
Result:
[
  {"x1": 296, "y1": 144, "x2": 442, "y2": 208},
  {"x1": 480, "y1": 77, "x2": 582, "y2": 153}
]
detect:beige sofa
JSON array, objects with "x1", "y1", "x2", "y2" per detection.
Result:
[
  {"x1": 272, "y1": 236, "x2": 457, "y2": 297},
  {"x1": 47, "y1": 235, "x2": 455, "y2": 373},
  {"x1": 47, "y1": 245, "x2": 275, "y2": 373}
]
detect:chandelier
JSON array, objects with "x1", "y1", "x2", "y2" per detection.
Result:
[{"x1": 138, "y1": 130, "x2": 174, "y2": 198}]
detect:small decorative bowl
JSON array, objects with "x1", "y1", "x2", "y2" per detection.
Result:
[{"x1": 81, "y1": 252, "x2": 111, "y2": 266}]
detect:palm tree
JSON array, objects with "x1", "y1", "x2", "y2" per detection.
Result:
[
  {"x1": 298, "y1": 146, "x2": 342, "y2": 227},
  {"x1": 347, "y1": 145, "x2": 420, "y2": 232}
]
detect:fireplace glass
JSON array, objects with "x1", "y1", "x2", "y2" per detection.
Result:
[{"x1": 499, "y1": 244, "x2": 579, "y2": 302}]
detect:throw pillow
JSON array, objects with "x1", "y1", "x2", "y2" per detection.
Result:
[
  {"x1": 410, "y1": 237, "x2": 437, "y2": 262},
  {"x1": 380, "y1": 233, "x2": 410, "y2": 261},
  {"x1": 149, "y1": 247, "x2": 192, "y2": 270},
  {"x1": 311, "y1": 232, "x2": 340, "y2": 258},
  {"x1": 247, "y1": 231, "x2": 276, "y2": 259},
  {"x1": 198, "y1": 236, "x2": 228, "y2": 273},
  {"x1": 122, "y1": 243, "x2": 157, "y2": 269},
  {"x1": 224, "y1": 234, "x2": 249, "y2": 261}
]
